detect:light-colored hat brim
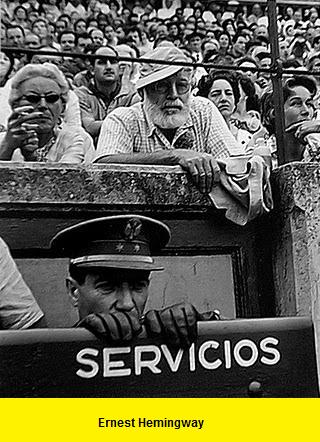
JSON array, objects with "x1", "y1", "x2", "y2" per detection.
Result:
[
  {"x1": 76, "y1": 260, "x2": 164, "y2": 271},
  {"x1": 137, "y1": 64, "x2": 184, "y2": 89}
]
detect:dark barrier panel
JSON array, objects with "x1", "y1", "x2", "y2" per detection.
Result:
[{"x1": 0, "y1": 317, "x2": 317, "y2": 398}]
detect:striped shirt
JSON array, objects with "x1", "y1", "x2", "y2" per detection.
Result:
[{"x1": 95, "y1": 96, "x2": 244, "y2": 162}]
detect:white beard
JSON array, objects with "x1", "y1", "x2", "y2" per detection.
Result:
[{"x1": 144, "y1": 95, "x2": 190, "y2": 129}]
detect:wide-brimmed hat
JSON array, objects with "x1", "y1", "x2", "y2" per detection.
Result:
[
  {"x1": 136, "y1": 46, "x2": 189, "y2": 90},
  {"x1": 50, "y1": 215, "x2": 171, "y2": 272}
]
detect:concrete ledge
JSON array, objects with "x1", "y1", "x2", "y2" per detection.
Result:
[{"x1": 0, "y1": 162, "x2": 209, "y2": 209}]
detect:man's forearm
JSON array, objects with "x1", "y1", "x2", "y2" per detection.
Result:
[{"x1": 94, "y1": 150, "x2": 182, "y2": 165}]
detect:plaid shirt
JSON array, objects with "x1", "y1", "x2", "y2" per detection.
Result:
[{"x1": 95, "y1": 96, "x2": 244, "y2": 161}]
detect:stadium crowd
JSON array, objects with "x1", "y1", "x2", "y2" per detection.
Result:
[
  {"x1": 1, "y1": 0, "x2": 320, "y2": 167},
  {"x1": 1, "y1": 0, "x2": 319, "y2": 339}
]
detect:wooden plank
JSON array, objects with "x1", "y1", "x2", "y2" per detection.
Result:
[{"x1": 0, "y1": 317, "x2": 317, "y2": 398}]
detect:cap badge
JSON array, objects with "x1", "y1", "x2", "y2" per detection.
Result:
[
  {"x1": 124, "y1": 218, "x2": 142, "y2": 241},
  {"x1": 134, "y1": 244, "x2": 141, "y2": 253},
  {"x1": 116, "y1": 243, "x2": 124, "y2": 252}
]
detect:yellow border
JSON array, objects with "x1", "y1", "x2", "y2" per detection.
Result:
[{"x1": 0, "y1": 398, "x2": 318, "y2": 442}]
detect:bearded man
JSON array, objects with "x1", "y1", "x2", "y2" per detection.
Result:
[{"x1": 94, "y1": 46, "x2": 243, "y2": 194}]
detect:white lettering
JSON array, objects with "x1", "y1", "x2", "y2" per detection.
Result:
[
  {"x1": 234, "y1": 339, "x2": 258, "y2": 367},
  {"x1": 103, "y1": 347, "x2": 131, "y2": 377},
  {"x1": 161, "y1": 345, "x2": 184, "y2": 372},
  {"x1": 224, "y1": 340, "x2": 231, "y2": 369},
  {"x1": 189, "y1": 343, "x2": 196, "y2": 371},
  {"x1": 198, "y1": 340, "x2": 222, "y2": 369},
  {"x1": 260, "y1": 337, "x2": 281, "y2": 365},
  {"x1": 134, "y1": 345, "x2": 161, "y2": 375},
  {"x1": 76, "y1": 348, "x2": 99, "y2": 378}
]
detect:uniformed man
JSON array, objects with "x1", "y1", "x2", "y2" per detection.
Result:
[{"x1": 51, "y1": 215, "x2": 219, "y2": 347}]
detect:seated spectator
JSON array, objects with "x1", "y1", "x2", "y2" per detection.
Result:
[
  {"x1": 109, "y1": 0, "x2": 120, "y2": 19},
  {"x1": 6, "y1": 25, "x2": 25, "y2": 48},
  {"x1": 197, "y1": 71, "x2": 254, "y2": 153},
  {"x1": 278, "y1": 37, "x2": 289, "y2": 61},
  {"x1": 0, "y1": 236, "x2": 45, "y2": 329},
  {"x1": 95, "y1": 46, "x2": 243, "y2": 195},
  {"x1": 56, "y1": 30, "x2": 85, "y2": 77},
  {"x1": 139, "y1": 30, "x2": 153, "y2": 55},
  {"x1": 104, "y1": 24, "x2": 117, "y2": 47},
  {"x1": 287, "y1": 35, "x2": 310, "y2": 65},
  {"x1": 41, "y1": 0, "x2": 60, "y2": 22},
  {"x1": 0, "y1": 52, "x2": 14, "y2": 87},
  {"x1": 254, "y1": 50, "x2": 272, "y2": 94},
  {"x1": 310, "y1": 34, "x2": 320, "y2": 56},
  {"x1": 24, "y1": 33, "x2": 41, "y2": 50},
  {"x1": 89, "y1": 28, "x2": 105, "y2": 47},
  {"x1": 186, "y1": 31, "x2": 205, "y2": 61},
  {"x1": 115, "y1": 24, "x2": 126, "y2": 43},
  {"x1": 229, "y1": 32, "x2": 247, "y2": 58},
  {"x1": 55, "y1": 17, "x2": 68, "y2": 35},
  {"x1": 12, "y1": 5, "x2": 29, "y2": 29},
  {"x1": 154, "y1": 22, "x2": 169, "y2": 45},
  {"x1": 202, "y1": 39, "x2": 220, "y2": 61},
  {"x1": 75, "y1": 46, "x2": 140, "y2": 143},
  {"x1": 74, "y1": 18, "x2": 87, "y2": 35},
  {"x1": 0, "y1": 63, "x2": 94, "y2": 163},
  {"x1": 260, "y1": 76, "x2": 320, "y2": 163},
  {"x1": 167, "y1": 22, "x2": 179, "y2": 39},
  {"x1": 58, "y1": 29, "x2": 77, "y2": 53},
  {"x1": 217, "y1": 31, "x2": 231, "y2": 55},
  {"x1": 76, "y1": 32, "x2": 93, "y2": 53},
  {"x1": 32, "y1": 18, "x2": 51, "y2": 46},
  {"x1": 127, "y1": 26, "x2": 149, "y2": 55}
]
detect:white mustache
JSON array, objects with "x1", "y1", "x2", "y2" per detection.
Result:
[{"x1": 163, "y1": 100, "x2": 183, "y2": 107}]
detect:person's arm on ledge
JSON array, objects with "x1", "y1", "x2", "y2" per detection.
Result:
[{"x1": 94, "y1": 150, "x2": 221, "y2": 194}]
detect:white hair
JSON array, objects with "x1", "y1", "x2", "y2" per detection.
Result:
[{"x1": 9, "y1": 62, "x2": 69, "y2": 106}]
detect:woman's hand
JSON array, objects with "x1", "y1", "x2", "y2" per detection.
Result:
[
  {"x1": 1, "y1": 106, "x2": 42, "y2": 160},
  {"x1": 6, "y1": 105, "x2": 41, "y2": 147},
  {"x1": 286, "y1": 120, "x2": 320, "y2": 141}
]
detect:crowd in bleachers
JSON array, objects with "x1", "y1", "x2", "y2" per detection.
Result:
[{"x1": 1, "y1": 0, "x2": 320, "y2": 166}]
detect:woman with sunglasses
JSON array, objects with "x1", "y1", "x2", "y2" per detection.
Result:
[{"x1": 0, "y1": 63, "x2": 94, "y2": 162}]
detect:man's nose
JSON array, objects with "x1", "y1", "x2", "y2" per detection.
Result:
[
  {"x1": 167, "y1": 82, "x2": 178, "y2": 98},
  {"x1": 116, "y1": 283, "x2": 135, "y2": 311}
]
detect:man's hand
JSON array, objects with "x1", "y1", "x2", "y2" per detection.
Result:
[
  {"x1": 77, "y1": 311, "x2": 142, "y2": 342},
  {"x1": 173, "y1": 149, "x2": 221, "y2": 194},
  {"x1": 143, "y1": 302, "x2": 199, "y2": 348}
]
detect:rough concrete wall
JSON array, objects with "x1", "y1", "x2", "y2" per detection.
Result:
[
  {"x1": 0, "y1": 163, "x2": 207, "y2": 207},
  {"x1": 272, "y1": 162, "x2": 320, "y2": 383}
]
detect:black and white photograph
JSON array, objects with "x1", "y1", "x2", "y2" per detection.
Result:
[{"x1": 0, "y1": 0, "x2": 319, "y2": 399}]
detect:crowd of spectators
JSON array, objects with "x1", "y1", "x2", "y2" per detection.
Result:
[{"x1": 1, "y1": 0, "x2": 320, "y2": 168}]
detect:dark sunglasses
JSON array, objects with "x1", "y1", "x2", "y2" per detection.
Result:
[{"x1": 22, "y1": 93, "x2": 62, "y2": 104}]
